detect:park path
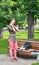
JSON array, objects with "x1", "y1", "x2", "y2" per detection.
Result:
[{"x1": 0, "y1": 54, "x2": 39, "y2": 65}]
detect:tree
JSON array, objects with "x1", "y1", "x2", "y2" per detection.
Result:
[
  {"x1": 0, "y1": 0, "x2": 26, "y2": 38},
  {"x1": 16, "y1": 0, "x2": 39, "y2": 39},
  {"x1": 0, "y1": 0, "x2": 17, "y2": 38}
]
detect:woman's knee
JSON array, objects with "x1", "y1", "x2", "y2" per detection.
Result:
[{"x1": 13, "y1": 42, "x2": 17, "y2": 50}]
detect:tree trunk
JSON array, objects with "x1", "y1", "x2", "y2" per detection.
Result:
[
  {"x1": 28, "y1": 11, "x2": 34, "y2": 40},
  {"x1": 0, "y1": 28, "x2": 3, "y2": 38}
]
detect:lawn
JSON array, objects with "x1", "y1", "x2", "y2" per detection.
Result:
[
  {"x1": 32, "y1": 62, "x2": 39, "y2": 65},
  {"x1": 3, "y1": 30, "x2": 39, "y2": 40},
  {"x1": 0, "y1": 29, "x2": 39, "y2": 54},
  {"x1": 34, "y1": 30, "x2": 39, "y2": 40},
  {"x1": 0, "y1": 39, "x2": 8, "y2": 54}
]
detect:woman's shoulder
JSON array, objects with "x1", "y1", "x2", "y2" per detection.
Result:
[
  {"x1": 7, "y1": 25, "x2": 12, "y2": 30},
  {"x1": 7, "y1": 25, "x2": 12, "y2": 28}
]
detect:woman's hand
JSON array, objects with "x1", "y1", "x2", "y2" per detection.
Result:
[
  {"x1": 12, "y1": 27, "x2": 16, "y2": 32},
  {"x1": 14, "y1": 25, "x2": 19, "y2": 32}
]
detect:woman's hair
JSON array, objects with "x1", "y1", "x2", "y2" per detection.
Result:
[{"x1": 10, "y1": 18, "x2": 17, "y2": 26}]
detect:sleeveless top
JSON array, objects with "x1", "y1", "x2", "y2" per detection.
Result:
[{"x1": 7, "y1": 25, "x2": 16, "y2": 41}]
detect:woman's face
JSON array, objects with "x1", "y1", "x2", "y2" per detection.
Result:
[{"x1": 11, "y1": 19, "x2": 15, "y2": 25}]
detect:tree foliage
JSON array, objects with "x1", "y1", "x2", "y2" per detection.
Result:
[
  {"x1": 0, "y1": 0, "x2": 27, "y2": 27},
  {"x1": 0, "y1": 0, "x2": 39, "y2": 28},
  {"x1": 0, "y1": 0, "x2": 17, "y2": 27}
]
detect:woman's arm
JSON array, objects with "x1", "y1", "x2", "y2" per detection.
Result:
[
  {"x1": 14, "y1": 25, "x2": 19, "y2": 32},
  {"x1": 12, "y1": 27, "x2": 16, "y2": 32},
  {"x1": 7, "y1": 25, "x2": 16, "y2": 33}
]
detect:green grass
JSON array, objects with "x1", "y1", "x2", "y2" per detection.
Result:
[
  {"x1": 3, "y1": 31, "x2": 10, "y2": 39},
  {"x1": 32, "y1": 63, "x2": 39, "y2": 65},
  {"x1": 3, "y1": 30, "x2": 28, "y2": 40},
  {"x1": 0, "y1": 39, "x2": 8, "y2": 54},
  {"x1": 16, "y1": 30, "x2": 28, "y2": 40},
  {"x1": 0, "y1": 30, "x2": 39, "y2": 54},
  {"x1": 3, "y1": 30, "x2": 39, "y2": 40},
  {"x1": 34, "y1": 30, "x2": 39, "y2": 40}
]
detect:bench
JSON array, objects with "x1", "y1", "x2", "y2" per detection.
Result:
[{"x1": 17, "y1": 40, "x2": 39, "y2": 60}]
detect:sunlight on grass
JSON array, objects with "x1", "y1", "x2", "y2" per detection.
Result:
[
  {"x1": 3, "y1": 30, "x2": 39, "y2": 40},
  {"x1": 3, "y1": 30, "x2": 28, "y2": 40},
  {"x1": 3, "y1": 31, "x2": 10, "y2": 39}
]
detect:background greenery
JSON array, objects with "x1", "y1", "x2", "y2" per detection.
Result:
[{"x1": 0, "y1": 0, "x2": 39, "y2": 39}]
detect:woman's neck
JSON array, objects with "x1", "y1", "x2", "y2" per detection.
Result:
[{"x1": 10, "y1": 23, "x2": 13, "y2": 26}]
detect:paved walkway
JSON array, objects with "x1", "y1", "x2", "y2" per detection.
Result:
[{"x1": 0, "y1": 54, "x2": 39, "y2": 65}]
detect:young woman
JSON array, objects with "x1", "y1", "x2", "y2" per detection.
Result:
[{"x1": 7, "y1": 19, "x2": 18, "y2": 61}]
